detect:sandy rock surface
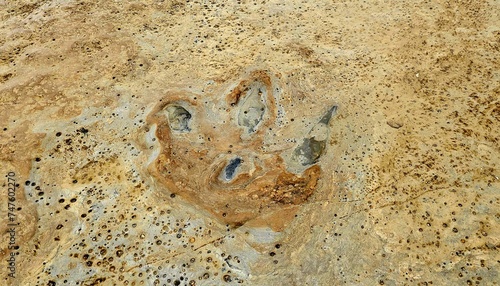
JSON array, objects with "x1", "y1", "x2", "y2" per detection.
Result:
[{"x1": 0, "y1": 0, "x2": 499, "y2": 285}]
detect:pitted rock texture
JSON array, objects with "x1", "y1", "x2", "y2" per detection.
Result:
[{"x1": 0, "y1": 0, "x2": 499, "y2": 285}]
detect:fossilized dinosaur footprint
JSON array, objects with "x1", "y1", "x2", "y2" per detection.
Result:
[{"x1": 147, "y1": 70, "x2": 337, "y2": 231}]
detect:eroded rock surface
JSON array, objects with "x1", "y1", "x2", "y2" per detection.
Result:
[{"x1": 0, "y1": 0, "x2": 499, "y2": 285}]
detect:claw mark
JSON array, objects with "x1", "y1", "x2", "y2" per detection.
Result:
[
  {"x1": 238, "y1": 85, "x2": 267, "y2": 133},
  {"x1": 292, "y1": 105, "x2": 338, "y2": 166},
  {"x1": 223, "y1": 158, "x2": 242, "y2": 181},
  {"x1": 166, "y1": 105, "x2": 191, "y2": 132},
  {"x1": 319, "y1": 105, "x2": 338, "y2": 125},
  {"x1": 293, "y1": 138, "x2": 327, "y2": 166}
]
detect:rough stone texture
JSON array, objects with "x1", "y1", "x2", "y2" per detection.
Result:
[{"x1": 0, "y1": 0, "x2": 499, "y2": 285}]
